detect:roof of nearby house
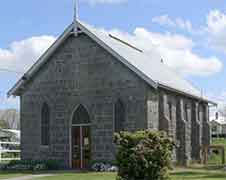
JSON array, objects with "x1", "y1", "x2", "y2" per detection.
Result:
[
  {"x1": 0, "y1": 129, "x2": 20, "y2": 141},
  {"x1": 4, "y1": 129, "x2": 20, "y2": 140},
  {"x1": 210, "y1": 115, "x2": 226, "y2": 125},
  {"x1": 0, "y1": 129, "x2": 12, "y2": 138},
  {"x1": 7, "y1": 21, "x2": 215, "y2": 104}
]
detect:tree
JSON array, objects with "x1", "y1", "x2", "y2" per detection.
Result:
[
  {"x1": 0, "y1": 119, "x2": 10, "y2": 129},
  {"x1": 0, "y1": 109, "x2": 20, "y2": 130},
  {"x1": 114, "y1": 130, "x2": 175, "y2": 180}
]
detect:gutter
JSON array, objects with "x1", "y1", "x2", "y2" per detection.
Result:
[{"x1": 158, "y1": 83, "x2": 217, "y2": 106}]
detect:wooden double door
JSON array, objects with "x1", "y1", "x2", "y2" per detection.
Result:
[{"x1": 71, "y1": 126, "x2": 91, "y2": 169}]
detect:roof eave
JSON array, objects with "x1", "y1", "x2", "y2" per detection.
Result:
[
  {"x1": 7, "y1": 79, "x2": 24, "y2": 97},
  {"x1": 158, "y1": 83, "x2": 217, "y2": 105},
  {"x1": 7, "y1": 24, "x2": 74, "y2": 97}
]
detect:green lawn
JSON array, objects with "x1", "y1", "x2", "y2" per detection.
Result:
[
  {"x1": 32, "y1": 169, "x2": 226, "y2": 180},
  {"x1": 0, "y1": 169, "x2": 225, "y2": 180},
  {"x1": 35, "y1": 172, "x2": 116, "y2": 180},
  {"x1": 171, "y1": 168, "x2": 226, "y2": 180},
  {"x1": 0, "y1": 172, "x2": 30, "y2": 179},
  {"x1": 209, "y1": 138, "x2": 226, "y2": 165}
]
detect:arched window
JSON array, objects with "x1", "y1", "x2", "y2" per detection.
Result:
[
  {"x1": 114, "y1": 99, "x2": 125, "y2": 132},
  {"x1": 72, "y1": 105, "x2": 90, "y2": 125},
  {"x1": 41, "y1": 103, "x2": 50, "y2": 146}
]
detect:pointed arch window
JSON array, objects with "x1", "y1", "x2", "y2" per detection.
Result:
[
  {"x1": 72, "y1": 105, "x2": 90, "y2": 125},
  {"x1": 41, "y1": 103, "x2": 50, "y2": 146},
  {"x1": 114, "y1": 99, "x2": 125, "y2": 132}
]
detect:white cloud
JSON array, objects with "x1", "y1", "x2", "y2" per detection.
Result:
[
  {"x1": 0, "y1": 94, "x2": 19, "y2": 109},
  {"x1": 152, "y1": 15, "x2": 175, "y2": 27},
  {"x1": 0, "y1": 36, "x2": 56, "y2": 73},
  {"x1": 152, "y1": 15, "x2": 196, "y2": 34},
  {"x1": 152, "y1": 10, "x2": 226, "y2": 54},
  {"x1": 206, "y1": 10, "x2": 226, "y2": 53},
  {"x1": 0, "y1": 36, "x2": 55, "y2": 109},
  {"x1": 206, "y1": 91, "x2": 226, "y2": 118},
  {"x1": 106, "y1": 27, "x2": 222, "y2": 76},
  {"x1": 84, "y1": 0, "x2": 127, "y2": 5},
  {"x1": 0, "y1": 24, "x2": 222, "y2": 84},
  {"x1": 207, "y1": 10, "x2": 226, "y2": 35}
]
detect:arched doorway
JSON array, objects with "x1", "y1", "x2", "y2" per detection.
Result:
[{"x1": 71, "y1": 105, "x2": 91, "y2": 169}]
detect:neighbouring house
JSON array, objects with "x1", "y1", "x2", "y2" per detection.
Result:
[
  {"x1": 0, "y1": 129, "x2": 20, "y2": 161},
  {"x1": 8, "y1": 20, "x2": 215, "y2": 169},
  {"x1": 0, "y1": 129, "x2": 20, "y2": 142},
  {"x1": 210, "y1": 113, "x2": 226, "y2": 137},
  {"x1": 0, "y1": 129, "x2": 11, "y2": 142}
]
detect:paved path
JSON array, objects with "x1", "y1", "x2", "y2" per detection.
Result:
[{"x1": 2, "y1": 174, "x2": 54, "y2": 180}]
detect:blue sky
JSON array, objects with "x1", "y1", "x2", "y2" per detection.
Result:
[{"x1": 1, "y1": 0, "x2": 226, "y2": 111}]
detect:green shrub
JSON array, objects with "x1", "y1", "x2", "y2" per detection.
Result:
[
  {"x1": 114, "y1": 130, "x2": 175, "y2": 180},
  {"x1": 44, "y1": 159, "x2": 62, "y2": 170}
]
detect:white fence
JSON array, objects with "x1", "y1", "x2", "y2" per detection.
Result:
[{"x1": 0, "y1": 141, "x2": 20, "y2": 162}]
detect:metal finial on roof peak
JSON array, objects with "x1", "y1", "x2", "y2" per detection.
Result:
[{"x1": 73, "y1": 0, "x2": 79, "y2": 36}]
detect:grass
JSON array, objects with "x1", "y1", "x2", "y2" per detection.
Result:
[
  {"x1": 0, "y1": 172, "x2": 30, "y2": 179},
  {"x1": 30, "y1": 168, "x2": 226, "y2": 180},
  {"x1": 171, "y1": 168, "x2": 226, "y2": 180},
  {"x1": 208, "y1": 138, "x2": 226, "y2": 165},
  {"x1": 34, "y1": 172, "x2": 116, "y2": 180},
  {"x1": 0, "y1": 168, "x2": 225, "y2": 180}
]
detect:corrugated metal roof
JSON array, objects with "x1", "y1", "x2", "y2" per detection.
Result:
[
  {"x1": 80, "y1": 22, "x2": 203, "y2": 98},
  {"x1": 8, "y1": 21, "x2": 214, "y2": 103}
]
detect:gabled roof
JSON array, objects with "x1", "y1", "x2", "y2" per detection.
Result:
[
  {"x1": 210, "y1": 115, "x2": 226, "y2": 125},
  {"x1": 8, "y1": 21, "x2": 215, "y2": 104}
]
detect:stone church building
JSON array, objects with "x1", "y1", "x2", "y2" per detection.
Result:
[{"x1": 8, "y1": 21, "x2": 214, "y2": 169}]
